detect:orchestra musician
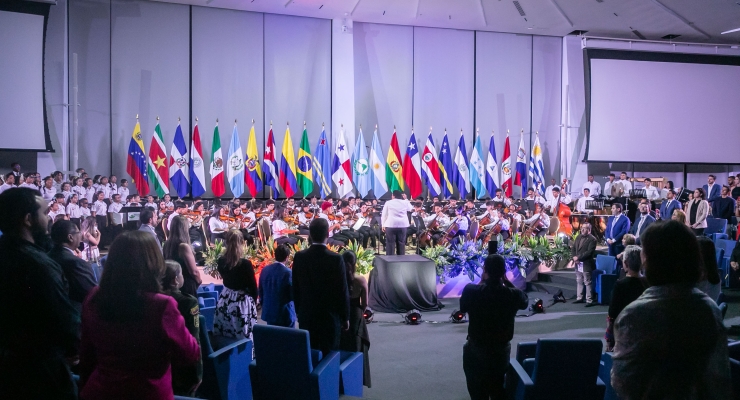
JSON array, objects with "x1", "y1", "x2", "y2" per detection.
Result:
[
  {"x1": 335, "y1": 202, "x2": 364, "y2": 245},
  {"x1": 582, "y1": 174, "x2": 602, "y2": 197},
  {"x1": 356, "y1": 203, "x2": 379, "y2": 248},
  {"x1": 422, "y1": 202, "x2": 451, "y2": 246},
  {"x1": 508, "y1": 204, "x2": 523, "y2": 234},
  {"x1": 617, "y1": 172, "x2": 633, "y2": 194},
  {"x1": 231, "y1": 204, "x2": 255, "y2": 245},
  {"x1": 449, "y1": 207, "x2": 469, "y2": 245},
  {"x1": 318, "y1": 201, "x2": 348, "y2": 246},
  {"x1": 604, "y1": 173, "x2": 616, "y2": 197},
  {"x1": 544, "y1": 178, "x2": 557, "y2": 202},
  {"x1": 642, "y1": 178, "x2": 660, "y2": 201},
  {"x1": 407, "y1": 201, "x2": 426, "y2": 244},
  {"x1": 167, "y1": 201, "x2": 188, "y2": 230},
  {"x1": 491, "y1": 189, "x2": 512, "y2": 207},
  {"x1": 272, "y1": 207, "x2": 303, "y2": 246},
  {"x1": 480, "y1": 208, "x2": 511, "y2": 241},
  {"x1": 162, "y1": 194, "x2": 174, "y2": 210},
  {"x1": 523, "y1": 208, "x2": 550, "y2": 237},
  {"x1": 544, "y1": 186, "x2": 572, "y2": 213},
  {"x1": 657, "y1": 189, "x2": 682, "y2": 221},
  {"x1": 576, "y1": 188, "x2": 593, "y2": 213},
  {"x1": 523, "y1": 188, "x2": 546, "y2": 216},
  {"x1": 297, "y1": 201, "x2": 313, "y2": 235},
  {"x1": 284, "y1": 197, "x2": 297, "y2": 211},
  {"x1": 208, "y1": 206, "x2": 230, "y2": 243}
]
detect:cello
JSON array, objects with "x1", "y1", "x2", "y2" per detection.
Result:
[{"x1": 557, "y1": 179, "x2": 573, "y2": 235}]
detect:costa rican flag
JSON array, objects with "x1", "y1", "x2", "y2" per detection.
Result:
[{"x1": 420, "y1": 130, "x2": 442, "y2": 197}]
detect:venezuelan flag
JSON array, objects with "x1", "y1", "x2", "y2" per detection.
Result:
[
  {"x1": 126, "y1": 120, "x2": 150, "y2": 195},
  {"x1": 279, "y1": 125, "x2": 298, "y2": 198}
]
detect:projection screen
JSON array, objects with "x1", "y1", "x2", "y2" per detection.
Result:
[{"x1": 585, "y1": 49, "x2": 740, "y2": 164}]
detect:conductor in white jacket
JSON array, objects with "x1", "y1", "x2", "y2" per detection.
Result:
[{"x1": 382, "y1": 190, "x2": 413, "y2": 255}]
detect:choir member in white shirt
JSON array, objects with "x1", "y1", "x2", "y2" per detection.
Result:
[
  {"x1": 544, "y1": 187, "x2": 572, "y2": 212},
  {"x1": 108, "y1": 194, "x2": 124, "y2": 213},
  {"x1": 92, "y1": 192, "x2": 107, "y2": 217},
  {"x1": 0, "y1": 173, "x2": 15, "y2": 193},
  {"x1": 576, "y1": 188, "x2": 594, "y2": 213},
  {"x1": 272, "y1": 208, "x2": 300, "y2": 246},
  {"x1": 381, "y1": 190, "x2": 414, "y2": 255},
  {"x1": 582, "y1": 175, "x2": 601, "y2": 197},
  {"x1": 48, "y1": 202, "x2": 65, "y2": 222},
  {"x1": 617, "y1": 172, "x2": 633, "y2": 194},
  {"x1": 97, "y1": 176, "x2": 111, "y2": 199},
  {"x1": 72, "y1": 177, "x2": 86, "y2": 199},
  {"x1": 642, "y1": 178, "x2": 660, "y2": 201},
  {"x1": 544, "y1": 178, "x2": 558, "y2": 202},
  {"x1": 19, "y1": 174, "x2": 39, "y2": 190},
  {"x1": 109, "y1": 175, "x2": 118, "y2": 194},
  {"x1": 604, "y1": 173, "x2": 617, "y2": 197},
  {"x1": 52, "y1": 194, "x2": 67, "y2": 216},
  {"x1": 40, "y1": 176, "x2": 56, "y2": 202},
  {"x1": 144, "y1": 195, "x2": 158, "y2": 209},
  {"x1": 167, "y1": 201, "x2": 188, "y2": 230},
  {"x1": 83, "y1": 178, "x2": 96, "y2": 203},
  {"x1": 52, "y1": 171, "x2": 64, "y2": 192},
  {"x1": 66, "y1": 194, "x2": 82, "y2": 227},
  {"x1": 79, "y1": 198, "x2": 92, "y2": 218},
  {"x1": 162, "y1": 194, "x2": 174, "y2": 210},
  {"x1": 60, "y1": 182, "x2": 73, "y2": 201}
]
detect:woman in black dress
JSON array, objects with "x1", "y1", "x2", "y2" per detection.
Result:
[
  {"x1": 163, "y1": 215, "x2": 202, "y2": 297},
  {"x1": 339, "y1": 250, "x2": 371, "y2": 387}
]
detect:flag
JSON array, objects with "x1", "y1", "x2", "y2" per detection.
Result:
[
  {"x1": 420, "y1": 130, "x2": 442, "y2": 197},
  {"x1": 369, "y1": 128, "x2": 388, "y2": 199},
  {"x1": 529, "y1": 134, "x2": 546, "y2": 195},
  {"x1": 296, "y1": 126, "x2": 313, "y2": 197},
  {"x1": 169, "y1": 123, "x2": 190, "y2": 198},
  {"x1": 126, "y1": 121, "x2": 149, "y2": 195},
  {"x1": 403, "y1": 131, "x2": 422, "y2": 199},
  {"x1": 244, "y1": 124, "x2": 263, "y2": 197},
  {"x1": 502, "y1": 134, "x2": 513, "y2": 197},
  {"x1": 352, "y1": 128, "x2": 370, "y2": 197},
  {"x1": 209, "y1": 123, "x2": 225, "y2": 198},
  {"x1": 469, "y1": 134, "x2": 486, "y2": 199},
  {"x1": 189, "y1": 123, "x2": 206, "y2": 198},
  {"x1": 438, "y1": 130, "x2": 454, "y2": 198},
  {"x1": 385, "y1": 129, "x2": 404, "y2": 192},
  {"x1": 453, "y1": 131, "x2": 470, "y2": 199},
  {"x1": 279, "y1": 125, "x2": 298, "y2": 198},
  {"x1": 515, "y1": 133, "x2": 527, "y2": 196},
  {"x1": 263, "y1": 126, "x2": 279, "y2": 198},
  {"x1": 332, "y1": 127, "x2": 353, "y2": 198},
  {"x1": 226, "y1": 124, "x2": 244, "y2": 198},
  {"x1": 147, "y1": 121, "x2": 168, "y2": 197},
  {"x1": 485, "y1": 132, "x2": 500, "y2": 198},
  {"x1": 313, "y1": 126, "x2": 332, "y2": 199}
]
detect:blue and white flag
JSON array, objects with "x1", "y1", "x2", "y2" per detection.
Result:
[
  {"x1": 529, "y1": 134, "x2": 546, "y2": 195},
  {"x1": 368, "y1": 128, "x2": 388, "y2": 199},
  {"x1": 352, "y1": 128, "x2": 371, "y2": 198},
  {"x1": 469, "y1": 133, "x2": 487, "y2": 199},
  {"x1": 485, "y1": 132, "x2": 500, "y2": 198},
  {"x1": 438, "y1": 131, "x2": 454, "y2": 199},
  {"x1": 169, "y1": 123, "x2": 190, "y2": 198},
  {"x1": 453, "y1": 131, "x2": 470, "y2": 199},
  {"x1": 227, "y1": 124, "x2": 245, "y2": 198},
  {"x1": 313, "y1": 127, "x2": 332, "y2": 199},
  {"x1": 189, "y1": 123, "x2": 206, "y2": 198}
]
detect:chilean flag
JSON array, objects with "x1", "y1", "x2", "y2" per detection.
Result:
[
  {"x1": 169, "y1": 123, "x2": 190, "y2": 198},
  {"x1": 189, "y1": 123, "x2": 206, "y2": 197},
  {"x1": 421, "y1": 130, "x2": 442, "y2": 197},
  {"x1": 501, "y1": 134, "x2": 512, "y2": 197},
  {"x1": 331, "y1": 127, "x2": 353, "y2": 198},
  {"x1": 402, "y1": 131, "x2": 422, "y2": 199}
]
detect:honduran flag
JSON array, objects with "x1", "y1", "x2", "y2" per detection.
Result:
[
  {"x1": 126, "y1": 120, "x2": 149, "y2": 195},
  {"x1": 169, "y1": 122, "x2": 190, "y2": 198},
  {"x1": 420, "y1": 130, "x2": 442, "y2": 197},
  {"x1": 189, "y1": 122, "x2": 206, "y2": 198},
  {"x1": 263, "y1": 125, "x2": 279, "y2": 198},
  {"x1": 279, "y1": 125, "x2": 298, "y2": 198}
]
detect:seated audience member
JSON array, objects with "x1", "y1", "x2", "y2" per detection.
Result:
[
  {"x1": 163, "y1": 215, "x2": 202, "y2": 297},
  {"x1": 214, "y1": 230, "x2": 258, "y2": 341},
  {"x1": 161, "y1": 260, "x2": 202, "y2": 396},
  {"x1": 0, "y1": 187, "x2": 80, "y2": 400},
  {"x1": 459, "y1": 254, "x2": 529, "y2": 400},
  {"x1": 672, "y1": 209, "x2": 687, "y2": 224},
  {"x1": 48, "y1": 220, "x2": 97, "y2": 312},
  {"x1": 605, "y1": 245, "x2": 647, "y2": 352},
  {"x1": 78, "y1": 231, "x2": 200, "y2": 400},
  {"x1": 696, "y1": 237, "x2": 722, "y2": 303},
  {"x1": 611, "y1": 220, "x2": 730, "y2": 400},
  {"x1": 259, "y1": 244, "x2": 297, "y2": 328},
  {"x1": 339, "y1": 250, "x2": 371, "y2": 388}
]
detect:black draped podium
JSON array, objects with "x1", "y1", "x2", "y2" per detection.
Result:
[{"x1": 368, "y1": 255, "x2": 442, "y2": 313}]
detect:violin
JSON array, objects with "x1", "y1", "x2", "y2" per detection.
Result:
[
  {"x1": 219, "y1": 215, "x2": 236, "y2": 223},
  {"x1": 304, "y1": 212, "x2": 314, "y2": 219}
]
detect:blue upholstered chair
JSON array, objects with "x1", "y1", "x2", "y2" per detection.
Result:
[
  {"x1": 717, "y1": 239, "x2": 737, "y2": 287},
  {"x1": 593, "y1": 255, "x2": 618, "y2": 304},
  {"x1": 249, "y1": 325, "x2": 340, "y2": 400},
  {"x1": 598, "y1": 352, "x2": 619, "y2": 400},
  {"x1": 196, "y1": 314, "x2": 254, "y2": 400},
  {"x1": 312, "y1": 350, "x2": 364, "y2": 397},
  {"x1": 508, "y1": 339, "x2": 605, "y2": 400},
  {"x1": 197, "y1": 296, "x2": 216, "y2": 309},
  {"x1": 706, "y1": 218, "x2": 728, "y2": 237},
  {"x1": 197, "y1": 290, "x2": 219, "y2": 304}
]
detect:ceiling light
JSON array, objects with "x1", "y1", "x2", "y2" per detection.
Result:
[{"x1": 721, "y1": 27, "x2": 740, "y2": 35}]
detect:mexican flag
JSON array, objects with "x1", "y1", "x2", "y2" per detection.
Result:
[{"x1": 210, "y1": 123, "x2": 225, "y2": 198}]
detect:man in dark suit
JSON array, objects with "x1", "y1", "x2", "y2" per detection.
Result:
[
  {"x1": 658, "y1": 189, "x2": 682, "y2": 221},
  {"x1": 572, "y1": 222, "x2": 598, "y2": 306},
  {"x1": 605, "y1": 203, "x2": 630, "y2": 258},
  {"x1": 138, "y1": 207, "x2": 160, "y2": 246},
  {"x1": 48, "y1": 220, "x2": 97, "y2": 312},
  {"x1": 630, "y1": 199, "x2": 656, "y2": 244},
  {"x1": 259, "y1": 244, "x2": 296, "y2": 328},
  {"x1": 703, "y1": 174, "x2": 721, "y2": 212},
  {"x1": 292, "y1": 218, "x2": 350, "y2": 355}
]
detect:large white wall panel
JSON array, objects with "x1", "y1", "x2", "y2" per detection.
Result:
[
  {"x1": 111, "y1": 0, "x2": 190, "y2": 195},
  {"x1": 192, "y1": 7, "x2": 263, "y2": 198},
  {"x1": 353, "y1": 22, "x2": 414, "y2": 160},
  {"x1": 532, "y1": 35, "x2": 562, "y2": 184},
  {"x1": 264, "y1": 14, "x2": 331, "y2": 198}
]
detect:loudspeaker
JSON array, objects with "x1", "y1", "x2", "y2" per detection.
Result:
[{"x1": 488, "y1": 240, "x2": 498, "y2": 254}]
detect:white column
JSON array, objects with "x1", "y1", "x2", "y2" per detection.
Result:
[{"x1": 331, "y1": 17, "x2": 356, "y2": 153}]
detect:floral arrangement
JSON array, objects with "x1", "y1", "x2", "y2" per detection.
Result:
[
  {"x1": 341, "y1": 240, "x2": 376, "y2": 275},
  {"x1": 202, "y1": 240, "x2": 225, "y2": 278},
  {"x1": 421, "y1": 244, "x2": 451, "y2": 279}
]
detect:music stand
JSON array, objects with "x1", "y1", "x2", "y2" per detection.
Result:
[
  {"x1": 629, "y1": 189, "x2": 646, "y2": 199},
  {"x1": 585, "y1": 200, "x2": 604, "y2": 212},
  {"x1": 676, "y1": 188, "x2": 691, "y2": 203}
]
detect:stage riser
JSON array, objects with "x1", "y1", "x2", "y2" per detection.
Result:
[
  {"x1": 536, "y1": 271, "x2": 578, "y2": 287},
  {"x1": 527, "y1": 281, "x2": 579, "y2": 300}
]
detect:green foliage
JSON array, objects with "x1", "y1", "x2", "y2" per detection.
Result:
[
  {"x1": 341, "y1": 240, "x2": 376, "y2": 275},
  {"x1": 202, "y1": 240, "x2": 225, "y2": 278},
  {"x1": 421, "y1": 244, "x2": 452, "y2": 282}
]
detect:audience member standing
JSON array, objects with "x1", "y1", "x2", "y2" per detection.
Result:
[
  {"x1": 78, "y1": 231, "x2": 200, "y2": 400},
  {"x1": 572, "y1": 223, "x2": 598, "y2": 307},
  {"x1": 605, "y1": 203, "x2": 630, "y2": 259},
  {"x1": 48, "y1": 220, "x2": 97, "y2": 312},
  {"x1": 339, "y1": 250, "x2": 371, "y2": 388},
  {"x1": 713, "y1": 186, "x2": 736, "y2": 222},
  {"x1": 138, "y1": 207, "x2": 160, "y2": 246},
  {"x1": 696, "y1": 237, "x2": 722, "y2": 303},
  {"x1": 259, "y1": 244, "x2": 296, "y2": 327},
  {"x1": 605, "y1": 245, "x2": 647, "y2": 352},
  {"x1": 0, "y1": 188, "x2": 80, "y2": 400},
  {"x1": 611, "y1": 220, "x2": 730, "y2": 400},
  {"x1": 163, "y1": 215, "x2": 202, "y2": 297},
  {"x1": 293, "y1": 218, "x2": 350, "y2": 355},
  {"x1": 381, "y1": 190, "x2": 413, "y2": 255},
  {"x1": 459, "y1": 254, "x2": 529, "y2": 400},
  {"x1": 80, "y1": 216, "x2": 101, "y2": 263},
  {"x1": 685, "y1": 188, "x2": 710, "y2": 235},
  {"x1": 161, "y1": 260, "x2": 202, "y2": 396},
  {"x1": 213, "y1": 230, "x2": 258, "y2": 341}
]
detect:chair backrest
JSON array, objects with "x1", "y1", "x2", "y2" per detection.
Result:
[
  {"x1": 716, "y1": 248, "x2": 725, "y2": 268},
  {"x1": 706, "y1": 218, "x2": 727, "y2": 235},
  {"x1": 530, "y1": 339, "x2": 603, "y2": 392},
  {"x1": 259, "y1": 219, "x2": 272, "y2": 243},
  {"x1": 210, "y1": 338, "x2": 253, "y2": 400},
  {"x1": 548, "y1": 217, "x2": 560, "y2": 235},
  {"x1": 595, "y1": 255, "x2": 617, "y2": 274},
  {"x1": 599, "y1": 352, "x2": 618, "y2": 400},
  {"x1": 252, "y1": 325, "x2": 313, "y2": 394},
  {"x1": 468, "y1": 220, "x2": 479, "y2": 240},
  {"x1": 200, "y1": 306, "x2": 216, "y2": 332},
  {"x1": 718, "y1": 239, "x2": 737, "y2": 257}
]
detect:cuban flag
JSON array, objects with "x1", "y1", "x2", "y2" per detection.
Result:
[
  {"x1": 332, "y1": 127, "x2": 353, "y2": 198},
  {"x1": 421, "y1": 130, "x2": 442, "y2": 197},
  {"x1": 515, "y1": 133, "x2": 527, "y2": 196},
  {"x1": 485, "y1": 132, "x2": 500, "y2": 198},
  {"x1": 263, "y1": 126, "x2": 280, "y2": 198},
  {"x1": 189, "y1": 122, "x2": 206, "y2": 197},
  {"x1": 226, "y1": 124, "x2": 244, "y2": 198},
  {"x1": 169, "y1": 123, "x2": 190, "y2": 198},
  {"x1": 453, "y1": 130, "x2": 470, "y2": 199}
]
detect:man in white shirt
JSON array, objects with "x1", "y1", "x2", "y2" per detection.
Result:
[
  {"x1": 0, "y1": 173, "x2": 15, "y2": 194},
  {"x1": 381, "y1": 190, "x2": 413, "y2": 255},
  {"x1": 582, "y1": 175, "x2": 601, "y2": 197},
  {"x1": 576, "y1": 188, "x2": 594, "y2": 213},
  {"x1": 642, "y1": 178, "x2": 660, "y2": 201},
  {"x1": 617, "y1": 172, "x2": 633, "y2": 194},
  {"x1": 545, "y1": 187, "x2": 572, "y2": 213},
  {"x1": 524, "y1": 209, "x2": 550, "y2": 237},
  {"x1": 492, "y1": 189, "x2": 512, "y2": 207},
  {"x1": 544, "y1": 178, "x2": 557, "y2": 202},
  {"x1": 604, "y1": 173, "x2": 616, "y2": 197}
]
